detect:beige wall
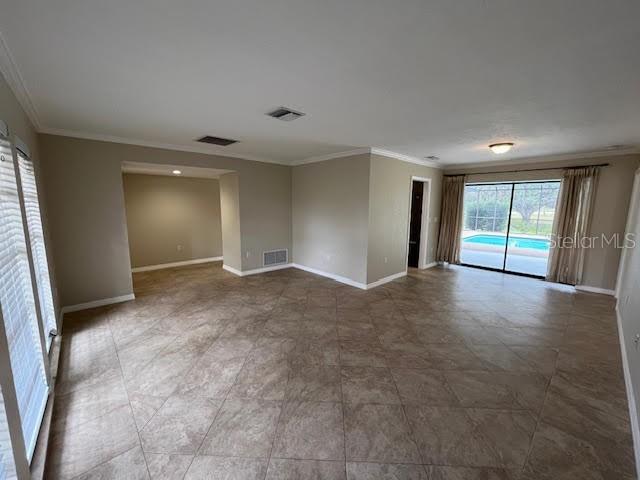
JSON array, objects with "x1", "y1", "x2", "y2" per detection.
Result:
[
  {"x1": 38, "y1": 134, "x2": 291, "y2": 307},
  {"x1": 238, "y1": 161, "x2": 292, "y2": 271},
  {"x1": 367, "y1": 154, "x2": 443, "y2": 284},
  {"x1": 445, "y1": 154, "x2": 640, "y2": 290},
  {"x1": 122, "y1": 174, "x2": 222, "y2": 268},
  {"x1": 219, "y1": 173, "x2": 242, "y2": 271},
  {"x1": 292, "y1": 154, "x2": 371, "y2": 285},
  {"x1": 39, "y1": 136, "x2": 134, "y2": 307},
  {"x1": 292, "y1": 153, "x2": 443, "y2": 286},
  {"x1": 617, "y1": 167, "x2": 640, "y2": 449}
]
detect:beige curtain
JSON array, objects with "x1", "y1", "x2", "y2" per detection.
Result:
[
  {"x1": 436, "y1": 175, "x2": 465, "y2": 263},
  {"x1": 546, "y1": 166, "x2": 600, "y2": 285}
]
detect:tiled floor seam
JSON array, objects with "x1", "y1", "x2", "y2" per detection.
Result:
[
  {"x1": 187, "y1": 297, "x2": 282, "y2": 479},
  {"x1": 335, "y1": 301, "x2": 349, "y2": 480},
  {"x1": 193, "y1": 345, "x2": 253, "y2": 457},
  {"x1": 262, "y1": 365, "x2": 291, "y2": 479},
  {"x1": 516, "y1": 338, "x2": 561, "y2": 476},
  {"x1": 106, "y1": 319, "x2": 153, "y2": 480},
  {"x1": 67, "y1": 445, "x2": 142, "y2": 480},
  {"x1": 386, "y1": 356, "x2": 429, "y2": 468}
]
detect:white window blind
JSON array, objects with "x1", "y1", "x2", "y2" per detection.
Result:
[
  {"x1": 0, "y1": 135, "x2": 48, "y2": 460},
  {"x1": 0, "y1": 386, "x2": 17, "y2": 480},
  {"x1": 17, "y1": 149, "x2": 57, "y2": 351}
]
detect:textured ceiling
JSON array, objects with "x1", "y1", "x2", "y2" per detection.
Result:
[{"x1": 1, "y1": 0, "x2": 639, "y2": 165}]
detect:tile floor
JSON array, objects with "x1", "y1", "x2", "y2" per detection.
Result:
[{"x1": 46, "y1": 262, "x2": 636, "y2": 479}]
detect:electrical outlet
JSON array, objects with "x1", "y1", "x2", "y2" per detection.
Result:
[
  {"x1": 177, "y1": 244, "x2": 183, "y2": 252},
  {"x1": 246, "y1": 251, "x2": 250, "y2": 258},
  {"x1": 384, "y1": 257, "x2": 388, "y2": 264}
]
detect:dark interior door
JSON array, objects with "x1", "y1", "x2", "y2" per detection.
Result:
[{"x1": 408, "y1": 181, "x2": 424, "y2": 268}]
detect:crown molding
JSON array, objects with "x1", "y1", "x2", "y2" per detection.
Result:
[
  {"x1": 442, "y1": 147, "x2": 640, "y2": 172},
  {"x1": 370, "y1": 148, "x2": 442, "y2": 168},
  {"x1": 294, "y1": 147, "x2": 443, "y2": 168},
  {"x1": 39, "y1": 127, "x2": 290, "y2": 165},
  {"x1": 0, "y1": 31, "x2": 41, "y2": 130},
  {"x1": 291, "y1": 148, "x2": 371, "y2": 166}
]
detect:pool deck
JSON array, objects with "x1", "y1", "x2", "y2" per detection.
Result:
[{"x1": 460, "y1": 249, "x2": 549, "y2": 277}]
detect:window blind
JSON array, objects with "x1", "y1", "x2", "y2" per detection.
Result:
[
  {"x1": 0, "y1": 386, "x2": 16, "y2": 480},
  {"x1": 17, "y1": 150, "x2": 57, "y2": 350},
  {"x1": 0, "y1": 136, "x2": 48, "y2": 460}
]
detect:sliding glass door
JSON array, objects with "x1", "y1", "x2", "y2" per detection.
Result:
[
  {"x1": 461, "y1": 184, "x2": 511, "y2": 270},
  {"x1": 460, "y1": 181, "x2": 561, "y2": 277},
  {"x1": 505, "y1": 182, "x2": 560, "y2": 276}
]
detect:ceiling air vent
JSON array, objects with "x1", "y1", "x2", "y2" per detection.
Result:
[
  {"x1": 266, "y1": 107, "x2": 306, "y2": 122},
  {"x1": 264, "y1": 249, "x2": 288, "y2": 267},
  {"x1": 196, "y1": 135, "x2": 238, "y2": 146}
]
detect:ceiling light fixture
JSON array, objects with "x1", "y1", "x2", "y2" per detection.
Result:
[
  {"x1": 425, "y1": 155, "x2": 440, "y2": 161},
  {"x1": 489, "y1": 142, "x2": 514, "y2": 154},
  {"x1": 172, "y1": 170, "x2": 182, "y2": 175}
]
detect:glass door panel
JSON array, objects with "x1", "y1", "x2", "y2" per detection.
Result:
[
  {"x1": 460, "y1": 184, "x2": 512, "y2": 270},
  {"x1": 505, "y1": 182, "x2": 560, "y2": 276}
]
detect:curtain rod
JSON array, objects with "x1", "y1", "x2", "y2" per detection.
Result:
[{"x1": 444, "y1": 162, "x2": 609, "y2": 177}]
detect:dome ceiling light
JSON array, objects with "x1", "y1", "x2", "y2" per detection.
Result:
[{"x1": 489, "y1": 142, "x2": 514, "y2": 154}]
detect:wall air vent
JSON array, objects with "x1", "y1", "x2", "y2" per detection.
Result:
[
  {"x1": 266, "y1": 107, "x2": 306, "y2": 122},
  {"x1": 196, "y1": 135, "x2": 238, "y2": 146},
  {"x1": 264, "y1": 249, "x2": 288, "y2": 267}
]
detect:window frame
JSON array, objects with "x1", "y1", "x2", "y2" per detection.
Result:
[{"x1": 0, "y1": 119, "x2": 52, "y2": 474}]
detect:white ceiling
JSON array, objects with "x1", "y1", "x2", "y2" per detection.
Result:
[{"x1": 1, "y1": 0, "x2": 639, "y2": 166}]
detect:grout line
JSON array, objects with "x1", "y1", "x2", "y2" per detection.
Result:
[
  {"x1": 384, "y1": 290, "x2": 429, "y2": 468},
  {"x1": 335, "y1": 296, "x2": 348, "y2": 477},
  {"x1": 67, "y1": 445, "x2": 142, "y2": 480},
  {"x1": 517, "y1": 336, "x2": 561, "y2": 475},
  {"x1": 105, "y1": 313, "x2": 153, "y2": 480},
  {"x1": 261, "y1": 276, "x2": 300, "y2": 480},
  {"x1": 122, "y1": 305, "x2": 225, "y2": 434},
  {"x1": 262, "y1": 366, "x2": 290, "y2": 480}
]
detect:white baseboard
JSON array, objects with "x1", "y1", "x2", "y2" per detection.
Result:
[
  {"x1": 223, "y1": 263, "x2": 293, "y2": 277},
  {"x1": 420, "y1": 261, "x2": 438, "y2": 270},
  {"x1": 61, "y1": 293, "x2": 135, "y2": 315},
  {"x1": 575, "y1": 285, "x2": 616, "y2": 296},
  {"x1": 222, "y1": 264, "x2": 243, "y2": 276},
  {"x1": 366, "y1": 271, "x2": 407, "y2": 289},
  {"x1": 131, "y1": 256, "x2": 222, "y2": 272},
  {"x1": 291, "y1": 264, "x2": 407, "y2": 290},
  {"x1": 291, "y1": 263, "x2": 367, "y2": 290},
  {"x1": 616, "y1": 306, "x2": 640, "y2": 473}
]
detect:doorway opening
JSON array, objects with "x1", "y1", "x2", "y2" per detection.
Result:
[
  {"x1": 120, "y1": 162, "x2": 231, "y2": 274},
  {"x1": 460, "y1": 181, "x2": 561, "y2": 278},
  {"x1": 407, "y1": 177, "x2": 431, "y2": 269}
]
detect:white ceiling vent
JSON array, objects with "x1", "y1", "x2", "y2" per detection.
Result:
[
  {"x1": 264, "y1": 249, "x2": 288, "y2": 267},
  {"x1": 266, "y1": 107, "x2": 305, "y2": 122}
]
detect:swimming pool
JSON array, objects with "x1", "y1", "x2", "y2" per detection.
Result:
[{"x1": 463, "y1": 234, "x2": 550, "y2": 251}]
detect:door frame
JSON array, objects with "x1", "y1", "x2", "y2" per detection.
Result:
[
  {"x1": 406, "y1": 176, "x2": 432, "y2": 270},
  {"x1": 615, "y1": 167, "x2": 640, "y2": 299}
]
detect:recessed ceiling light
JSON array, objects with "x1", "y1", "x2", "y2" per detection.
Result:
[
  {"x1": 172, "y1": 170, "x2": 182, "y2": 175},
  {"x1": 489, "y1": 142, "x2": 514, "y2": 154}
]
